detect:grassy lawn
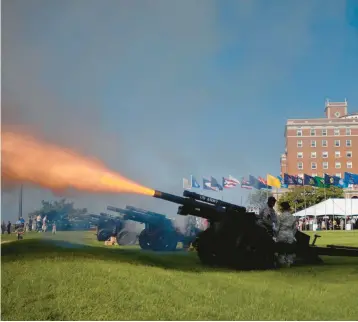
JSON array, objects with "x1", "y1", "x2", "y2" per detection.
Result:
[{"x1": 2, "y1": 230, "x2": 358, "y2": 320}]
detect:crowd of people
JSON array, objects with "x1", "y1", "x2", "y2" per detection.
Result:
[
  {"x1": 1, "y1": 215, "x2": 57, "y2": 236},
  {"x1": 296, "y1": 216, "x2": 357, "y2": 231}
]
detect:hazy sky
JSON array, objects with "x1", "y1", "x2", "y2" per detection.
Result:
[{"x1": 2, "y1": 0, "x2": 358, "y2": 222}]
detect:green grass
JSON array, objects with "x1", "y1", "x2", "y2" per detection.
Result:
[{"x1": 2, "y1": 231, "x2": 358, "y2": 321}]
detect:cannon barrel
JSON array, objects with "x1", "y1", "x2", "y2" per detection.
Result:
[
  {"x1": 183, "y1": 190, "x2": 246, "y2": 211},
  {"x1": 153, "y1": 190, "x2": 237, "y2": 221}
]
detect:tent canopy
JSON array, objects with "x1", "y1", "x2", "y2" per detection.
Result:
[{"x1": 292, "y1": 199, "x2": 358, "y2": 217}]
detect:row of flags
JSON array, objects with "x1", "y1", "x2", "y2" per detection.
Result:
[{"x1": 183, "y1": 172, "x2": 358, "y2": 192}]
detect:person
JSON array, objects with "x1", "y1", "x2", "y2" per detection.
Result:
[
  {"x1": 257, "y1": 196, "x2": 278, "y2": 237},
  {"x1": 276, "y1": 201, "x2": 297, "y2": 267},
  {"x1": 7, "y1": 221, "x2": 12, "y2": 234},
  {"x1": 52, "y1": 222, "x2": 57, "y2": 234},
  {"x1": 1, "y1": 221, "x2": 6, "y2": 234}
]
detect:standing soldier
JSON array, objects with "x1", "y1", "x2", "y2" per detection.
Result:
[
  {"x1": 276, "y1": 201, "x2": 297, "y2": 267},
  {"x1": 257, "y1": 196, "x2": 278, "y2": 237}
]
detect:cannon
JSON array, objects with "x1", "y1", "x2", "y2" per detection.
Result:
[
  {"x1": 107, "y1": 205, "x2": 200, "y2": 251},
  {"x1": 93, "y1": 213, "x2": 137, "y2": 245},
  {"x1": 150, "y1": 190, "x2": 358, "y2": 270}
]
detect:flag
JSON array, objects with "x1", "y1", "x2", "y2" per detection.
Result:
[
  {"x1": 277, "y1": 175, "x2": 288, "y2": 188},
  {"x1": 183, "y1": 177, "x2": 191, "y2": 189},
  {"x1": 249, "y1": 175, "x2": 267, "y2": 190},
  {"x1": 203, "y1": 177, "x2": 215, "y2": 191},
  {"x1": 211, "y1": 177, "x2": 223, "y2": 191},
  {"x1": 190, "y1": 175, "x2": 200, "y2": 189},
  {"x1": 222, "y1": 177, "x2": 237, "y2": 189},
  {"x1": 267, "y1": 174, "x2": 281, "y2": 188},
  {"x1": 295, "y1": 176, "x2": 304, "y2": 185},
  {"x1": 283, "y1": 173, "x2": 296, "y2": 185},
  {"x1": 229, "y1": 175, "x2": 240, "y2": 184},
  {"x1": 344, "y1": 172, "x2": 358, "y2": 185},
  {"x1": 304, "y1": 174, "x2": 316, "y2": 186},
  {"x1": 314, "y1": 176, "x2": 328, "y2": 188},
  {"x1": 324, "y1": 174, "x2": 345, "y2": 188},
  {"x1": 241, "y1": 177, "x2": 252, "y2": 189}
]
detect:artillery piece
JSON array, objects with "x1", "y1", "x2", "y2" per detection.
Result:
[
  {"x1": 107, "y1": 205, "x2": 200, "y2": 251},
  {"x1": 93, "y1": 213, "x2": 137, "y2": 245},
  {"x1": 150, "y1": 190, "x2": 358, "y2": 270}
]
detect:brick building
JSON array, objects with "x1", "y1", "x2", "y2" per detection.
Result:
[{"x1": 280, "y1": 99, "x2": 358, "y2": 179}]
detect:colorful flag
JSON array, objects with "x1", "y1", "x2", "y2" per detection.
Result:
[
  {"x1": 267, "y1": 174, "x2": 281, "y2": 188},
  {"x1": 241, "y1": 177, "x2": 252, "y2": 189},
  {"x1": 304, "y1": 174, "x2": 316, "y2": 186},
  {"x1": 203, "y1": 177, "x2": 215, "y2": 191},
  {"x1": 190, "y1": 175, "x2": 201, "y2": 189},
  {"x1": 210, "y1": 176, "x2": 223, "y2": 191},
  {"x1": 284, "y1": 173, "x2": 296, "y2": 185},
  {"x1": 277, "y1": 175, "x2": 288, "y2": 188},
  {"x1": 183, "y1": 177, "x2": 191, "y2": 189},
  {"x1": 324, "y1": 174, "x2": 345, "y2": 187},
  {"x1": 295, "y1": 176, "x2": 304, "y2": 185},
  {"x1": 222, "y1": 177, "x2": 237, "y2": 189},
  {"x1": 344, "y1": 172, "x2": 358, "y2": 185},
  {"x1": 314, "y1": 176, "x2": 328, "y2": 188},
  {"x1": 229, "y1": 175, "x2": 240, "y2": 184},
  {"x1": 249, "y1": 175, "x2": 267, "y2": 190}
]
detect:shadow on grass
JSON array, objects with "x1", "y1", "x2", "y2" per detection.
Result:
[{"x1": 2, "y1": 238, "x2": 358, "y2": 274}]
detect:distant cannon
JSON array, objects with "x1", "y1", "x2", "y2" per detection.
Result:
[{"x1": 107, "y1": 205, "x2": 200, "y2": 251}]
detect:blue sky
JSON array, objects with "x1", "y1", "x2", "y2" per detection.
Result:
[{"x1": 2, "y1": 0, "x2": 358, "y2": 222}]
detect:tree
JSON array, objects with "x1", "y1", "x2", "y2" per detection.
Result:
[
  {"x1": 277, "y1": 186, "x2": 344, "y2": 213},
  {"x1": 247, "y1": 190, "x2": 273, "y2": 210}
]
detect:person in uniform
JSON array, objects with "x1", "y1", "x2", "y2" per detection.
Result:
[
  {"x1": 257, "y1": 196, "x2": 278, "y2": 237},
  {"x1": 276, "y1": 201, "x2": 297, "y2": 267}
]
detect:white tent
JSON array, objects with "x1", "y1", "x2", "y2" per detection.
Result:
[{"x1": 292, "y1": 199, "x2": 358, "y2": 217}]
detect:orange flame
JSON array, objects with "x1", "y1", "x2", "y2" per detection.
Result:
[{"x1": 1, "y1": 130, "x2": 155, "y2": 196}]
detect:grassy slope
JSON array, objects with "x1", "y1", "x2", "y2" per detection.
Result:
[{"x1": 1, "y1": 231, "x2": 358, "y2": 321}]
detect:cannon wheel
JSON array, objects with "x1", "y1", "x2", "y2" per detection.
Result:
[
  {"x1": 97, "y1": 229, "x2": 112, "y2": 241},
  {"x1": 152, "y1": 232, "x2": 178, "y2": 251},
  {"x1": 232, "y1": 229, "x2": 276, "y2": 270},
  {"x1": 138, "y1": 229, "x2": 153, "y2": 250},
  {"x1": 116, "y1": 229, "x2": 138, "y2": 245},
  {"x1": 196, "y1": 228, "x2": 218, "y2": 266}
]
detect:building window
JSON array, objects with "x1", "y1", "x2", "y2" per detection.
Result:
[
  {"x1": 347, "y1": 161, "x2": 352, "y2": 169},
  {"x1": 297, "y1": 162, "x2": 303, "y2": 170},
  {"x1": 297, "y1": 130, "x2": 302, "y2": 136},
  {"x1": 311, "y1": 140, "x2": 316, "y2": 148},
  {"x1": 322, "y1": 140, "x2": 327, "y2": 147},
  {"x1": 322, "y1": 129, "x2": 327, "y2": 136},
  {"x1": 310, "y1": 129, "x2": 316, "y2": 136},
  {"x1": 311, "y1": 162, "x2": 317, "y2": 170},
  {"x1": 322, "y1": 151, "x2": 328, "y2": 158},
  {"x1": 347, "y1": 151, "x2": 352, "y2": 158},
  {"x1": 297, "y1": 140, "x2": 303, "y2": 148},
  {"x1": 335, "y1": 151, "x2": 341, "y2": 158},
  {"x1": 334, "y1": 140, "x2": 340, "y2": 147},
  {"x1": 335, "y1": 162, "x2": 341, "y2": 169},
  {"x1": 311, "y1": 152, "x2": 316, "y2": 158},
  {"x1": 297, "y1": 173, "x2": 304, "y2": 179},
  {"x1": 346, "y1": 140, "x2": 352, "y2": 147},
  {"x1": 312, "y1": 173, "x2": 317, "y2": 177},
  {"x1": 323, "y1": 162, "x2": 328, "y2": 169},
  {"x1": 336, "y1": 173, "x2": 341, "y2": 178},
  {"x1": 297, "y1": 152, "x2": 303, "y2": 158},
  {"x1": 334, "y1": 128, "x2": 340, "y2": 136},
  {"x1": 346, "y1": 128, "x2": 351, "y2": 135}
]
